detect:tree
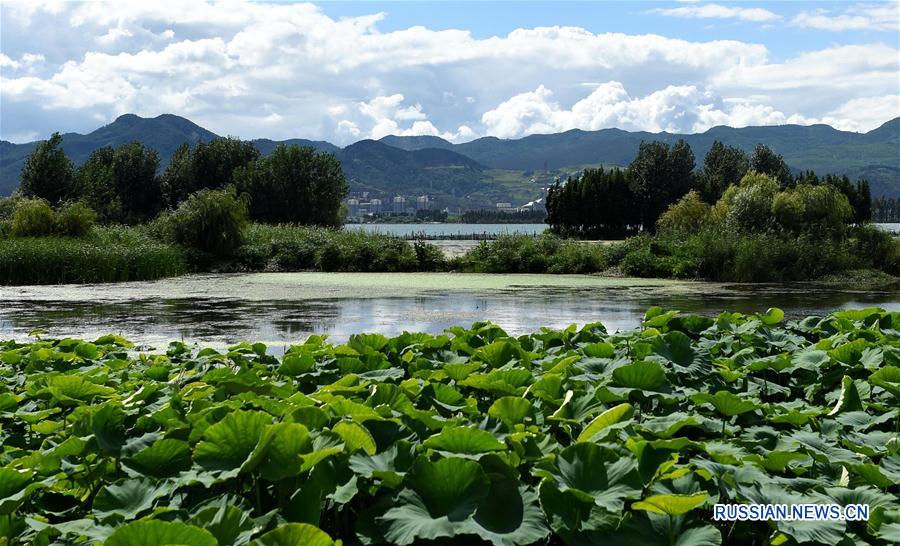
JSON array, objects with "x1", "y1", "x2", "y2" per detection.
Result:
[
  {"x1": 628, "y1": 139, "x2": 696, "y2": 232},
  {"x1": 74, "y1": 147, "x2": 120, "y2": 222},
  {"x1": 112, "y1": 142, "x2": 162, "y2": 222},
  {"x1": 701, "y1": 141, "x2": 749, "y2": 202},
  {"x1": 75, "y1": 143, "x2": 161, "y2": 223},
  {"x1": 234, "y1": 144, "x2": 348, "y2": 226},
  {"x1": 545, "y1": 167, "x2": 636, "y2": 238},
  {"x1": 19, "y1": 132, "x2": 74, "y2": 204},
  {"x1": 161, "y1": 137, "x2": 260, "y2": 207},
  {"x1": 750, "y1": 144, "x2": 791, "y2": 186}
]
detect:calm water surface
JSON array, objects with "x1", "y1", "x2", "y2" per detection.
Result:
[
  {"x1": 344, "y1": 223, "x2": 547, "y2": 237},
  {"x1": 1, "y1": 273, "x2": 897, "y2": 351}
]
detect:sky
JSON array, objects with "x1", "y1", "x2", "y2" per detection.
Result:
[{"x1": 1, "y1": 0, "x2": 899, "y2": 145}]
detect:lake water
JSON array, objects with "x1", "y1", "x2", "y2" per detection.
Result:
[
  {"x1": 344, "y1": 223, "x2": 547, "y2": 237},
  {"x1": 346, "y1": 223, "x2": 898, "y2": 238},
  {"x1": 1, "y1": 273, "x2": 897, "y2": 351}
]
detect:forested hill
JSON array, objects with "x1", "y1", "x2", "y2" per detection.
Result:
[
  {"x1": 0, "y1": 115, "x2": 339, "y2": 196},
  {"x1": 383, "y1": 118, "x2": 900, "y2": 198},
  {"x1": 2, "y1": 114, "x2": 898, "y2": 199}
]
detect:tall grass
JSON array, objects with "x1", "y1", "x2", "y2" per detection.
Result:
[
  {"x1": 0, "y1": 225, "x2": 187, "y2": 285},
  {"x1": 236, "y1": 224, "x2": 444, "y2": 272}
]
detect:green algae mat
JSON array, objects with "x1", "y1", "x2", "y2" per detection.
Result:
[{"x1": 1, "y1": 307, "x2": 898, "y2": 545}]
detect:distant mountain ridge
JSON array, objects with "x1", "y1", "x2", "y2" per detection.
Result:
[
  {"x1": 1, "y1": 114, "x2": 898, "y2": 201},
  {"x1": 381, "y1": 119, "x2": 900, "y2": 199}
]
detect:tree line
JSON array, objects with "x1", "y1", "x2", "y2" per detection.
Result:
[
  {"x1": 16, "y1": 133, "x2": 348, "y2": 227},
  {"x1": 873, "y1": 197, "x2": 900, "y2": 223},
  {"x1": 545, "y1": 141, "x2": 872, "y2": 238}
]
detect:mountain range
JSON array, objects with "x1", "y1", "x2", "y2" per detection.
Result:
[{"x1": 1, "y1": 114, "x2": 898, "y2": 208}]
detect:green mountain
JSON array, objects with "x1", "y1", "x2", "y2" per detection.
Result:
[
  {"x1": 382, "y1": 119, "x2": 900, "y2": 198},
  {"x1": 2, "y1": 114, "x2": 897, "y2": 203}
]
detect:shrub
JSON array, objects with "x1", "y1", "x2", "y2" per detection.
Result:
[
  {"x1": 56, "y1": 201, "x2": 97, "y2": 237},
  {"x1": 8, "y1": 198, "x2": 57, "y2": 237},
  {"x1": 165, "y1": 187, "x2": 248, "y2": 257},
  {"x1": 235, "y1": 224, "x2": 432, "y2": 272},
  {"x1": 657, "y1": 190, "x2": 711, "y2": 235},
  {"x1": 458, "y1": 234, "x2": 605, "y2": 274},
  {"x1": 723, "y1": 172, "x2": 779, "y2": 233}
]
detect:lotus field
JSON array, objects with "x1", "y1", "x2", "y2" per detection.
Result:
[{"x1": 2, "y1": 308, "x2": 899, "y2": 545}]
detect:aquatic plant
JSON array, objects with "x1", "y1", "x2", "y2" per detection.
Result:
[{"x1": 1, "y1": 308, "x2": 898, "y2": 544}]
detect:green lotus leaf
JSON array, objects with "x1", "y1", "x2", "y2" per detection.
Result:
[
  {"x1": 443, "y1": 362, "x2": 482, "y2": 381},
  {"x1": 870, "y1": 365, "x2": 900, "y2": 398},
  {"x1": 577, "y1": 403, "x2": 634, "y2": 442},
  {"x1": 0, "y1": 468, "x2": 35, "y2": 515},
  {"x1": 257, "y1": 422, "x2": 312, "y2": 481},
  {"x1": 123, "y1": 438, "x2": 191, "y2": 478},
  {"x1": 643, "y1": 308, "x2": 680, "y2": 328},
  {"x1": 612, "y1": 361, "x2": 667, "y2": 390},
  {"x1": 409, "y1": 457, "x2": 490, "y2": 518},
  {"x1": 250, "y1": 523, "x2": 333, "y2": 546},
  {"x1": 475, "y1": 340, "x2": 521, "y2": 368},
  {"x1": 332, "y1": 420, "x2": 377, "y2": 455},
  {"x1": 93, "y1": 478, "x2": 175, "y2": 522},
  {"x1": 632, "y1": 493, "x2": 708, "y2": 516},
  {"x1": 634, "y1": 412, "x2": 701, "y2": 439},
  {"x1": 488, "y1": 396, "x2": 533, "y2": 425},
  {"x1": 758, "y1": 307, "x2": 785, "y2": 325},
  {"x1": 422, "y1": 426, "x2": 506, "y2": 455},
  {"x1": 46, "y1": 375, "x2": 115, "y2": 405},
  {"x1": 691, "y1": 391, "x2": 758, "y2": 417},
  {"x1": 470, "y1": 479, "x2": 550, "y2": 546},
  {"x1": 278, "y1": 353, "x2": 316, "y2": 376},
  {"x1": 744, "y1": 450, "x2": 808, "y2": 472},
  {"x1": 189, "y1": 503, "x2": 255, "y2": 546},
  {"x1": 92, "y1": 401, "x2": 127, "y2": 455},
  {"x1": 193, "y1": 410, "x2": 273, "y2": 471},
  {"x1": 650, "y1": 331, "x2": 695, "y2": 367},
  {"x1": 827, "y1": 375, "x2": 864, "y2": 415},
  {"x1": 380, "y1": 457, "x2": 491, "y2": 544},
  {"x1": 536, "y1": 442, "x2": 641, "y2": 512},
  {"x1": 105, "y1": 520, "x2": 217, "y2": 546},
  {"x1": 287, "y1": 405, "x2": 330, "y2": 429}
]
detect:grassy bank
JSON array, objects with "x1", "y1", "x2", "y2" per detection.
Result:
[
  {"x1": 0, "y1": 225, "x2": 187, "y2": 285},
  {"x1": 3, "y1": 308, "x2": 898, "y2": 545},
  {"x1": 2, "y1": 222, "x2": 896, "y2": 285}
]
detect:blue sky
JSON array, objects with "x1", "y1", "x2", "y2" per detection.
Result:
[
  {"x1": 318, "y1": 1, "x2": 886, "y2": 58},
  {"x1": 1, "y1": 1, "x2": 898, "y2": 144}
]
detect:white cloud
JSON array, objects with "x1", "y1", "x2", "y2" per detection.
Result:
[
  {"x1": 650, "y1": 3, "x2": 781, "y2": 23},
  {"x1": 481, "y1": 82, "x2": 801, "y2": 138},
  {"x1": 792, "y1": 2, "x2": 900, "y2": 32},
  {"x1": 0, "y1": 1, "x2": 897, "y2": 144}
]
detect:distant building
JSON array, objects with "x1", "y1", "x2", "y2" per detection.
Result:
[
  {"x1": 495, "y1": 202, "x2": 514, "y2": 213},
  {"x1": 347, "y1": 198, "x2": 360, "y2": 217},
  {"x1": 393, "y1": 196, "x2": 406, "y2": 213},
  {"x1": 416, "y1": 195, "x2": 431, "y2": 211},
  {"x1": 370, "y1": 198, "x2": 382, "y2": 214}
]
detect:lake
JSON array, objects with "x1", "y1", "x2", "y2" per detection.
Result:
[
  {"x1": 346, "y1": 223, "x2": 898, "y2": 238},
  {"x1": 344, "y1": 223, "x2": 547, "y2": 238},
  {"x1": 2, "y1": 272, "x2": 897, "y2": 351}
]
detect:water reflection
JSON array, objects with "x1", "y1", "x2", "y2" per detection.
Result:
[{"x1": 1, "y1": 273, "x2": 897, "y2": 352}]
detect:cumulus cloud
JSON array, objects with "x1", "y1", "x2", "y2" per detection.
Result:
[
  {"x1": 649, "y1": 3, "x2": 781, "y2": 23},
  {"x1": 791, "y1": 2, "x2": 900, "y2": 32},
  {"x1": 479, "y1": 82, "x2": 829, "y2": 138},
  {"x1": 0, "y1": 1, "x2": 897, "y2": 144}
]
